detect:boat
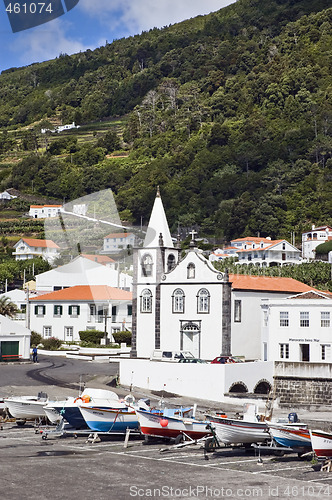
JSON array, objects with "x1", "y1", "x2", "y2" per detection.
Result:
[
  {"x1": 267, "y1": 422, "x2": 311, "y2": 450},
  {"x1": 43, "y1": 388, "x2": 124, "y2": 429},
  {"x1": 4, "y1": 392, "x2": 49, "y2": 420},
  {"x1": 135, "y1": 406, "x2": 211, "y2": 440},
  {"x1": 309, "y1": 429, "x2": 332, "y2": 458},
  {"x1": 79, "y1": 404, "x2": 139, "y2": 433}
]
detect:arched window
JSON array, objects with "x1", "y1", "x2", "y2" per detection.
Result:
[
  {"x1": 140, "y1": 289, "x2": 152, "y2": 313},
  {"x1": 172, "y1": 289, "x2": 185, "y2": 313},
  {"x1": 141, "y1": 254, "x2": 153, "y2": 277},
  {"x1": 187, "y1": 263, "x2": 195, "y2": 279},
  {"x1": 167, "y1": 254, "x2": 176, "y2": 272},
  {"x1": 197, "y1": 288, "x2": 210, "y2": 313}
]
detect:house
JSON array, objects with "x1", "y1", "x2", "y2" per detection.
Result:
[
  {"x1": 209, "y1": 246, "x2": 238, "y2": 262},
  {"x1": 232, "y1": 237, "x2": 301, "y2": 266},
  {"x1": 103, "y1": 232, "x2": 136, "y2": 254},
  {"x1": 131, "y1": 189, "x2": 231, "y2": 360},
  {"x1": 13, "y1": 238, "x2": 60, "y2": 264},
  {"x1": 0, "y1": 290, "x2": 27, "y2": 324},
  {"x1": 0, "y1": 190, "x2": 17, "y2": 200},
  {"x1": 35, "y1": 255, "x2": 132, "y2": 292},
  {"x1": 261, "y1": 290, "x2": 332, "y2": 363},
  {"x1": 230, "y1": 274, "x2": 319, "y2": 361},
  {"x1": 29, "y1": 205, "x2": 63, "y2": 219},
  {"x1": 30, "y1": 285, "x2": 132, "y2": 342},
  {"x1": 302, "y1": 225, "x2": 332, "y2": 260},
  {"x1": 80, "y1": 254, "x2": 116, "y2": 269},
  {"x1": 0, "y1": 315, "x2": 30, "y2": 361}
]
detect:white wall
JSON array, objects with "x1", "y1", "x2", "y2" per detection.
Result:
[{"x1": 119, "y1": 359, "x2": 274, "y2": 403}]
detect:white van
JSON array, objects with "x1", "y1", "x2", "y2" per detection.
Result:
[{"x1": 150, "y1": 350, "x2": 195, "y2": 362}]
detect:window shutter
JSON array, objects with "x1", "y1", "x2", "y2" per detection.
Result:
[
  {"x1": 42, "y1": 306, "x2": 46, "y2": 315},
  {"x1": 68, "y1": 305, "x2": 72, "y2": 315},
  {"x1": 34, "y1": 305, "x2": 38, "y2": 315},
  {"x1": 76, "y1": 306, "x2": 80, "y2": 315}
]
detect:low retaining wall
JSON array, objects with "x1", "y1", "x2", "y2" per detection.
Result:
[
  {"x1": 119, "y1": 359, "x2": 274, "y2": 404},
  {"x1": 274, "y1": 362, "x2": 332, "y2": 407}
]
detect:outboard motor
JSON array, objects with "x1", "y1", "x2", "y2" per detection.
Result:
[{"x1": 288, "y1": 412, "x2": 298, "y2": 423}]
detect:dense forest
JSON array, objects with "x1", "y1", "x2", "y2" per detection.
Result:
[{"x1": 0, "y1": 0, "x2": 331, "y2": 242}]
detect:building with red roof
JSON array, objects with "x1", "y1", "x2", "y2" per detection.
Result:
[{"x1": 13, "y1": 238, "x2": 60, "y2": 264}]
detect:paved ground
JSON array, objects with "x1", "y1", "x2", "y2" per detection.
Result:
[{"x1": 1, "y1": 355, "x2": 332, "y2": 499}]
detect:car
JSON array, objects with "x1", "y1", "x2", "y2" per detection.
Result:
[
  {"x1": 178, "y1": 358, "x2": 207, "y2": 363},
  {"x1": 150, "y1": 350, "x2": 195, "y2": 362},
  {"x1": 210, "y1": 356, "x2": 244, "y2": 364}
]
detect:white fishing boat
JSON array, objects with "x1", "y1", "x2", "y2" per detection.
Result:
[
  {"x1": 309, "y1": 429, "x2": 332, "y2": 458},
  {"x1": 135, "y1": 407, "x2": 211, "y2": 440},
  {"x1": 79, "y1": 403, "x2": 139, "y2": 433},
  {"x1": 4, "y1": 392, "x2": 49, "y2": 420},
  {"x1": 43, "y1": 388, "x2": 122, "y2": 429},
  {"x1": 268, "y1": 422, "x2": 311, "y2": 450}
]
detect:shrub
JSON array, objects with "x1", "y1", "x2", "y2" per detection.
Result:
[
  {"x1": 42, "y1": 337, "x2": 62, "y2": 350},
  {"x1": 79, "y1": 329, "x2": 104, "y2": 344},
  {"x1": 30, "y1": 331, "x2": 43, "y2": 346},
  {"x1": 112, "y1": 330, "x2": 132, "y2": 346}
]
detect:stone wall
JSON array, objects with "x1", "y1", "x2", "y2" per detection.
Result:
[{"x1": 274, "y1": 361, "x2": 332, "y2": 407}]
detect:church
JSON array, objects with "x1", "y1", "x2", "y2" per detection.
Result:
[{"x1": 130, "y1": 188, "x2": 231, "y2": 360}]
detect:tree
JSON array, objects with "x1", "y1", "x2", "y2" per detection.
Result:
[{"x1": 0, "y1": 296, "x2": 19, "y2": 318}]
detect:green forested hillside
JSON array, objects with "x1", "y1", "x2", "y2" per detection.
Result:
[{"x1": 0, "y1": 0, "x2": 331, "y2": 241}]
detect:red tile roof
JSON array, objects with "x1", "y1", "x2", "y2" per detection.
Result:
[
  {"x1": 30, "y1": 205, "x2": 62, "y2": 208},
  {"x1": 30, "y1": 285, "x2": 132, "y2": 302},
  {"x1": 231, "y1": 237, "x2": 274, "y2": 243},
  {"x1": 81, "y1": 254, "x2": 115, "y2": 264},
  {"x1": 21, "y1": 238, "x2": 59, "y2": 249},
  {"x1": 229, "y1": 274, "x2": 316, "y2": 293},
  {"x1": 104, "y1": 232, "x2": 133, "y2": 239}
]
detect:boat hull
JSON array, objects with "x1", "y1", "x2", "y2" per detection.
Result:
[
  {"x1": 136, "y1": 409, "x2": 210, "y2": 440},
  {"x1": 268, "y1": 423, "x2": 311, "y2": 449},
  {"x1": 79, "y1": 406, "x2": 139, "y2": 433},
  {"x1": 310, "y1": 430, "x2": 332, "y2": 458},
  {"x1": 4, "y1": 397, "x2": 48, "y2": 419},
  {"x1": 207, "y1": 415, "x2": 269, "y2": 445}
]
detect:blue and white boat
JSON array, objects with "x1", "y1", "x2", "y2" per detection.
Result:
[
  {"x1": 267, "y1": 422, "x2": 311, "y2": 450},
  {"x1": 79, "y1": 404, "x2": 139, "y2": 433}
]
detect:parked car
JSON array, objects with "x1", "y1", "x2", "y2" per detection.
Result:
[
  {"x1": 150, "y1": 350, "x2": 195, "y2": 362},
  {"x1": 178, "y1": 358, "x2": 207, "y2": 363},
  {"x1": 211, "y1": 356, "x2": 244, "y2": 364}
]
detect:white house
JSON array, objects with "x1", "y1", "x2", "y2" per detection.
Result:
[
  {"x1": 30, "y1": 285, "x2": 132, "y2": 342},
  {"x1": 261, "y1": 290, "x2": 332, "y2": 363},
  {"x1": 0, "y1": 315, "x2": 30, "y2": 361},
  {"x1": 0, "y1": 290, "x2": 27, "y2": 324},
  {"x1": 35, "y1": 255, "x2": 132, "y2": 292},
  {"x1": 103, "y1": 232, "x2": 136, "y2": 254},
  {"x1": 302, "y1": 225, "x2": 332, "y2": 260},
  {"x1": 13, "y1": 238, "x2": 60, "y2": 264},
  {"x1": 80, "y1": 254, "x2": 116, "y2": 269},
  {"x1": 29, "y1": 205, "x2": 63, "y2": 219},
  {"x1": 209, "y1": 246, "x2": 238, "y2": 262},
  {"x1": 232, "y1": 237, "x2": 301, "y2": 266},
  {"x1": 230, "y1": 274, "x2": 318, "y2": 361},
  {"x1": 131, "y1": 189, "x2": 231, "y2": 360}
]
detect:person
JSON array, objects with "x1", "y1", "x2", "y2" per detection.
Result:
[{"x1": 32, "y1": 345, "x2": 38, "y2": 363}]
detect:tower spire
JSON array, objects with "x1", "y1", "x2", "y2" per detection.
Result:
[{"x1": 144, "y1": 189, "x2": 173, "y2": 248}]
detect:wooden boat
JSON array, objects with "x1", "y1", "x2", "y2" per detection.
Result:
[
  {"x1": 206, "y1": 413, "x2": 269, "y2": 445},
  {"x1": 268, "y1": 422, "x2": 311, "y2": 450},
  {"x1": 135, "y1": 407, "x2": 211, "y2": 440},
  {"x1": 4, "y1": 393, "x2": 49, "y2": 420},
  {"x1": 79, "y1": 404, "x2": 139, "y2": 433},
  {"x1": 309, "y1": 429, "x2": 332, "y2": 458}
]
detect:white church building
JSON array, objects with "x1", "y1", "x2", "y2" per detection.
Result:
[{"x1": 131, "y1": 189, "x2": 231, "y2": 360}]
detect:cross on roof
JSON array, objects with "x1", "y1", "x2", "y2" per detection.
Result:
[{"x1": 189, "y1": 230, "x2": 197, "y2": 241}]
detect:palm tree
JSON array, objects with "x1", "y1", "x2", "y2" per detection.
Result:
[{"x1": 0, "y1": 296, "x2": 19, "y2": 318}]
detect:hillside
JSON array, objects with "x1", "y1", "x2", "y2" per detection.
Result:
[{"x1": 0, "y1": 0, "x2": 331, "y2": 241}]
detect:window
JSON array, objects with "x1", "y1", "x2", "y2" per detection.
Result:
[
  {"x1": 197, "y1": 288, "x2": 210, "y2": 313},
  {"x1": 43, "y1": 326, "x2": 52, "y2": 338},
  {"x1": 69, "y1": 305, "x2": 80, "y2": 317},
  {"x1": 64, "y1": 326, "x2": 73, "y2": 339},
  {"x1": 172, "y1": 289, "x2": 185, "y2": 313},
  {"x1": 279, "y1": 343, "x2": 289, "y2": 359},
  {"x1": 282, "y1": 243, "x2": 286, "y2": 250},
  {"x1": 167, "y1": 254, "x2": 176, "y2": 272},
  {"x1": 300, "y1": 311, "x2": 309, "y2": 327},
  {"x1": 54, "y1": 305, "x2": 63, "y2": 317},
  {"x1": 187, "y1": 263, "x2": 195, "y2": 279},
  {"x1": 127, "y1": 305, "x2": 132, "y2": 316},
  {"x1": 141, "y1": 254, "x2": 153, "y2": 277},
  {"x1": 35, "y1": 305, "x2": 46, "y2": 316},
  {"x1": 234, "y1": 300, "x2": 241, "y2": 322},
  {"x1": 280, "y1": 311, "x2": 289, "y2": 327},
  {"x1": 263, "y1": 311, "x2": 268, "y2": 327},
  {"x1": 140, "y1": 289, "x2": 152, "y2": 313},
  {"x1": 321, "y1": 344, "x2": 331, "y2": 361},
  {"x1": 321, "y1": 312, "x2": 330, "y2": 328}
]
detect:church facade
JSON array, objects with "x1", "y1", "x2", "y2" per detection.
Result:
[{"x1": 131, "y1": 189, "x2": 231, "y2": 360}]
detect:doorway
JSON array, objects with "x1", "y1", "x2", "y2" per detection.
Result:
[
  {"x1": 0, "y1": 341, "x2": 19, "y2": 362},
  {"x1": 300, "y1": 343, "x2": 310, "y2": 362}
]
